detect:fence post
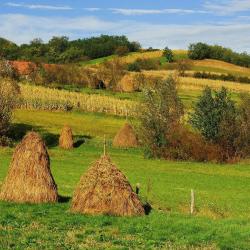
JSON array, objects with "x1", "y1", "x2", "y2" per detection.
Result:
[{"x1": 190, "y1": 189, "x2": 195, "y2": 215}]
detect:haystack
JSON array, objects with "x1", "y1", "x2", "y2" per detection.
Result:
[
  {"x1": 0, "y1": 132, "x2": 58, "y2": 203},
  {"x1": 71, "y1": 154, "x2": 145, "y2": 216},
  {"x1": 59, "y1": 125, "x2": 74, "y2": 149},
  {"x1": 117, "y1": 73, "x2": 137, "y2": 92},
  {"x1": 113, "y1": 123, "x2": 139, "y2": 148}
]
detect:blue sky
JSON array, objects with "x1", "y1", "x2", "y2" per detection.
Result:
[{"x1": 0, "y1": 0, "x2": 250, "y2": 52}]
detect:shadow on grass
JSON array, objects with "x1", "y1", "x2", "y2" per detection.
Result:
[
  {"x1": 73, "y1": 135, "x2": 92, "y2": 148},
  {"x1": 58, "y1": 195, "x2": 71, "y2": 203},
  {"x1": 7, "y1": 123, "x2": 92, "y2": 149},
  {"x1": 143, "y1": 202, "x2": 152, "y2": 215},
  {"x1": 8, "y1": 123, "x2": 39, "y2": 141}
]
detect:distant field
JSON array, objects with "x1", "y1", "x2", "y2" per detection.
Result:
[{"x1": 0, "y1": 109, "x2": 250, "y2": 249}]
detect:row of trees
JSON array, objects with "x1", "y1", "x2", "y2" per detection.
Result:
[
  {"x1": 188, "y1": 42, "x2": 250, "y2": 68},
  {"x1": 138, "y1": 76, "x2": 250, "y2": 162},
  {"x1": 0, "y1": 35, "x2": 141, "y2": 64}
]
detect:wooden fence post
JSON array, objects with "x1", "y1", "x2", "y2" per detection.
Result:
[{"x1": 190, "y1": 189, "x2": 195, "y2": 215}]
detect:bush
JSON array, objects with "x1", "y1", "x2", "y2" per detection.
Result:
[
  {"x1": 129, "y1": 58, "x2": 160, "y2": 71},
  {"x1": 190, "y1": 87, "x2": 250, "y2": 161},
  {"x1": 163, "y1": 47, "x2": 174, "y2": 63},
  {"x1": 0, "y1": 59, "x2": 20, "y2": 80},
  {"x1": 176, "y1": 59, "x2": 193, "y2": 76},
  {"x1": 193, "y1": 71, "x2": 250, "y2": 84},
  {"x1": 127, "y1": 62, "x2": 141, "y2": 72},
  {"x1": 138, "y1": 76, "x2": 184, "y2": 158},
  {"x1": 164, "y1": 125, "x2": 223, "y2": 162},
  {"x1": 115, "y1": 46, "x2": 129, "y2": 56},
  {"x1": 0, "y1": 78, "x2": 20, "y2": 143}
]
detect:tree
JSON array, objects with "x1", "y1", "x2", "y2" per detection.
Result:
[
  {"x1": 138, "y1": 76, "x2": 184, "y2": 158},
  {"x1": 190, "y1": 87, "x2": 236, "y2": 143},
  {"x1": 163, "y1": 47, "x2": 174, "y2": 62},
  {"x1": 189, "y1": 87, "x2": 250, "y2": 161},
  {"x1": 0, "y1": 78, "x2": 20, "y2": 138},
  {"x1": 188, "y1": 42, "x2": 211, "y2": 60}
]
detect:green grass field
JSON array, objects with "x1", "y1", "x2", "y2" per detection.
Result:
[{"x1": 0, "y1": 110, "x2": 250, "y2": 249}]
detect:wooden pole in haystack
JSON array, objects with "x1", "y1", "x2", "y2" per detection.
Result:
[{"x1": 103, "y1": 135, "x2": 107, "y2": 156}]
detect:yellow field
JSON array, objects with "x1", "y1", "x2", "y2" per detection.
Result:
[
  {"x1": 142, "y1": 70, "x2": 250, "y2": 93},
  {"x1": 193, "y1": 59, "x2": 250, "y2": 75}
]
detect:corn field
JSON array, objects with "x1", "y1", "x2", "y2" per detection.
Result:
[{"x1": 20, "y1": 84, "x2": 137, "y2": 116}]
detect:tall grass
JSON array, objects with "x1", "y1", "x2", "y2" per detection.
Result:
[{"x1": 20, "y1": 84, "x2": 137, "y2": 116}]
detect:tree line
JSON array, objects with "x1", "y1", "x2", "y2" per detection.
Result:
[
  {"x1": 0, "y1": 35, "x2": 141, "y2": 64},
  {"x1": 188, "y1": 42, "x2": 250, "y2": 68}
]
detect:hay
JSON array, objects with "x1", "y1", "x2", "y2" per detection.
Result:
[
  {"x1": 0, "y1": 132, "x2": 58, "y2": 203},
  {"x1": 59, "y1": 125, "x2": 74, "y2": 149},
  {"x1": 117, "y1": 73, "x2": 137, "y2": 92},
  {"x1": 113, "y1": 123, "x2": 139, "y2": 148},
  {"x1": 71, "y1": 154, "x2": 145, "y2": 216}
]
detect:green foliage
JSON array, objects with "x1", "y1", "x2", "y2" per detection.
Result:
[
  {"x1": 127, "y1": 61, "x2": 141, "y2": 72},
  {"x1": 0, "y1": 78, "x2": 20, "y2": 139},
  {"x1": 138, "y1": 76, "x2": 184, "y2": 158},
  {"x1": 163, "y1": 46, "x2": 174, "y2": 62},
  {"x1": 0, "y1": 35, "x2": 141, "y2": 64},
  {"x1": 190, "y1": 87, "x2": 250, "y2": 161},
  {"x1": 190, "y1": 87, "x2": 235, "y2": 143},
  {"x1": 188, "y1": 42, "x2": 211, "y2": 60},
  {"x1": 188, "y1": 42, "x2": 250, "y2": 68},
  {"x1": 0, "y1": 38, "x2": 19, "y2": 60}
]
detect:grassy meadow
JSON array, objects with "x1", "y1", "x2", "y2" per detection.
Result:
[{"x1": 0, "y1": 109, "x2": 250, "y2": 249}]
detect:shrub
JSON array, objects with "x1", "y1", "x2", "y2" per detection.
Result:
[
  {"x1": 193, "y1": 72, "x2": 250, "y2": 84},
  {"x1": 163, "y1": 47, "x2": 174, "y2": 63},
  {"x1": 0, "y1": 78, "x2": 20, "y2": 143},
  {"x1": 115, "y1": 46, "x2": 129, "y2": 56},
  {"x1": 164, "y1": 125, "x2": 223, "y2": 162},
  {"x1": 190, "y1": 87, "x2": 250, "y2": 161},
  {"x1": 138, "y1": 76, "x2": 184, "y2": 158},
  {"x1": 127, "y1": 62, "x2": 141, "y2": 72},
  {"x1": 0, "y1": 59, "x2": 20, "y2": 80},
  {"x1": 133, "y1": 58, "x2": 160, "y2": 71},
  {"x1": 176, "y1": 59, "x2": 193, "y2": 76}
]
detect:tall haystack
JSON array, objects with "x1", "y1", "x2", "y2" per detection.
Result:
[
  {"x1": 59, "y1": 125, "x2": 74, "y2": 149},
  {"x1": 0, "y1": 132, "x2": 58, "y2": 203},
  {"x1": 113, "y1": 123, "x2": 139, "y2": 148},
  {"x1": 71, "y1": 154, "x2": 145, "y2": 216}
]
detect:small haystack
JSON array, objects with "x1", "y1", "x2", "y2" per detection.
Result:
[
  {"x1": 117, "y1": 73, "x2": 137, "y2": 92},
  {"x1": 0, "y1": 132, "x2": 58, "y2": 203},
  {"x1": 113, "y1": 123, "x2": 139, "y2": 148},
  {"x1": 59, "y1": 125, "x2": 74, "y2": 149},
  {"x1": 71, "y1": 154, "x2": 145, "y2": 216}
]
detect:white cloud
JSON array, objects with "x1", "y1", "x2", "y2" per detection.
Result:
[
  {"x1": 204, "y1": 0, "x2": 250, "y2": 14},
  {"x1": 0, "y1": 14, "x2": 249, "y2": 52},
  {"x1": 84, "y1": 8, "x2": 101, "y2": 12},
  {"x1": 6, "y1": 2, "x2": 73, "y2": 10},
  {"x1": 109, "y1": 8, "x2": 209, "y2": 16}
]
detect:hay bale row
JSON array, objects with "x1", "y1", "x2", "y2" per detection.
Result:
[{"x1": 0, "y1": 129, "x2": 144, "y2": 216}]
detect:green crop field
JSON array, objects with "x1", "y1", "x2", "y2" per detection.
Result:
[{"x1": 0, "y1": 109, "x2": 250, "y2": 249}]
